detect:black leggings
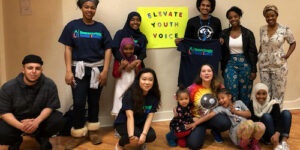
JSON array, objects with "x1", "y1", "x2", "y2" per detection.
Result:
[
  {"x1": 0, "y1": 110, "x2": 65, "y2": 145},
  {"x1": 115, "y1": 123, "x2": 156, "y2": 146}
]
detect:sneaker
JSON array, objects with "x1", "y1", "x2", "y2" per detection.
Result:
[
  {"x1": 274, "y1": 144, "x2": 283, "y2": 150},
  {"x1": 139, "y1": 143, "x2": 147, "y2": 150},
  {"x1": 166, "y1": 132, "x2": 177, "y2": 146},
  {"x1": 114, "y1": 129, "x2": 121, "y2": 138},
  {"x1": 211, "y1": 130, "x2": 224, "y2": 143},
  {"x1": 281, "y1": 141, "x2": 290, "y2": 150}
]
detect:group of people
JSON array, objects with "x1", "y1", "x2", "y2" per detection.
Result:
[
  {"x1": 0, "y1": 0, "x2": 296, "y2": 150},
  {"x1": 167, "y1": 64, "x2": 292, "y2": 150},
  {"x1": 169, "y1": 0, "x2": 295, "y2": 150}
]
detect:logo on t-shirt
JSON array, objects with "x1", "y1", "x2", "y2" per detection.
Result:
[
  {"x1": 143, "y1": 105, "x2": 152, "y2": 114},
  {"x1": 133, "y1": 39, "x2": 140, "y2": 47},
  {"x1": 73, "y1": 29, "x2": 102, "y2": 39},
  {"x1": 188, "y1": 47, "x2": 213, "y2": 56},
  {"x1": 197, "y1": 25, "x2": 214, "y2": 41}
]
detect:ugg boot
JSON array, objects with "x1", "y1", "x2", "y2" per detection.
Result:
[
  {"x1": 87, "y1": 122, "x2": 102, "y2": 145},
  {"x1": 65, "y1": 126, "x2": 88, "y2": 150},
  {"x1": 238, "y1": 139, "x2": 250, "y2": 150},
  {"x1": 251, "y1": 138, "x2": 261, "y2": 150}
]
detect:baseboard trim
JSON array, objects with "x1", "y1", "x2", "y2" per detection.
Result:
[{"x1": 283, "y1": 98, "x2": 300, "y2": 110}]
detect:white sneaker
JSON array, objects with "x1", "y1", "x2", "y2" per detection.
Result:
[
  {"x1": 281, "y1": 141, "x2": 290, "y2": 150},
  {"x1": 274, "y1": 144, "x2": 283, "y2": 150}
]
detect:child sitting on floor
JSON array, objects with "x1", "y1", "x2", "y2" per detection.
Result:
[{"x1": 169, "y1": 86, "x2": 194, "y2": 147}]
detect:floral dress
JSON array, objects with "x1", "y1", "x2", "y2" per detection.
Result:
[{"x1": 170, "y1": 103, "x2": 194, "y2": 133}]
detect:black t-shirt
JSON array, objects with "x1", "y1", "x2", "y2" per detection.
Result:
[
  {"x1": 184, "y1": 15, "x2": 221, "y2": 40},
  {"x1": 58, "y1": 19, "x2": 112, "y2": 62},
  {"x1": 177, "y1": 38, "x2": 221, "y2": 87},
  {"x1": 114, "y1": 91, "x2": 158, "y2": 125}
]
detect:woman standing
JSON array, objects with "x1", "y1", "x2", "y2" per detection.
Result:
[
  {"x1": 249, "y1": 83, "x2": 292, "y2": 150},
  {"x1": 58, "y1": 0, "x2": 112, "y2": 149},
  {"x1": 259, "y1": 5, "x2": 296, "y2": 105},
  {"x1": 220, "y1": 6, "x2": 258, "y2": 106},
  {"x1": 112, "y1": 12, "x2": 148, "y2": 68},
  {"x1": 114, "y1": 68, "x2": 161, "y2": 150}
]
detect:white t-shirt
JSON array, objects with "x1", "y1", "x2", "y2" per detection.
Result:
[{"x1": 229, "y1": 34, "x2": 243, "y2": 54}]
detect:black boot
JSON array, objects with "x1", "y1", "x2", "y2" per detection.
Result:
[
  {"x1": 35, "y1": 136, "x2": 52, "y2": 150},
  {"x1": 8, "y1": 137, "x2": 23, "y2": 150}
]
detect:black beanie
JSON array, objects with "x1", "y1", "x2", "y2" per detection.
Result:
[{"x1": 22, "y1": 54, "x2": 43, "y2": 65}]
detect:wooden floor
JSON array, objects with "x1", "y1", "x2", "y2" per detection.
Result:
[{"x1": 1, "y1": 110, "x2": 300, "y2": 150}]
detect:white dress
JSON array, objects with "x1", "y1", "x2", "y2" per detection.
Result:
[{"x1": 111, "y1": 69, "x2": 135, "y2": 115}]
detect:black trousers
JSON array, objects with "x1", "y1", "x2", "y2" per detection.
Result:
[
  {"x1": 115, "y1": 123, "x2": 156, "y2": 146},
  {"x1": 71, "y1": 67, "x2": 103, "y2": 129},
  {"x1": 0, "y1": 110, "x2": 65, "y2": 145}
]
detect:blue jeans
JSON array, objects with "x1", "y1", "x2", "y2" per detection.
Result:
[
  {"x1": 261, "y1": 110, "x2": 292, "y2": 142},
  {"x1": 186, "y1": 113, "x2": 231, "y2": 149},
  {"x1": 71, "y1": 66, "x2": 103, "y2": 129}
]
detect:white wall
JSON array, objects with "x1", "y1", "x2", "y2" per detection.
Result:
[{"x1": 1, "y1": 0, "x2": 300, "y2": 126}]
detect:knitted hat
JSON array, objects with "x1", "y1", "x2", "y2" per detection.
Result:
[{"x1": 22, "y1": 54, "x2": 43, "y2": 65}]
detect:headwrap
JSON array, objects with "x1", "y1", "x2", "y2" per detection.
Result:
[
  {"x1": 251, "y1": 83, "x2": 279, "y2": 117},
  {"x1": 121, "y1": 12, "x2": 148, "y2": 46},
  {"x1": 77, "y1": 0, "x2": 99, "y2": 8},
  {"x1": 263, "y1": 5, "x2": 278, "y2": 16},
  {"x1": 119, "y1": 37, "x2": 136, "y2": 63},
  {"x1": 22, "y1": 54, "x2": 43, "y2": 65}
]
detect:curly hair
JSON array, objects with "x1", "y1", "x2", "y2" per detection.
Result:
[
  {"x1": 226, "y1": 6, "x2": 243, "y2": 19},
  {"x1": 77, "y1": 0, "x2": 99, "y2": 9},
  {"x1": 196, "y1": 0, "x2": 216, "y2": 13},
  {"x1": 176, "y1": 85, "x2": 190, "y2": 99},
  {"x1": 126, "y1": 68, "x2": 161, "y2": 114}
]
